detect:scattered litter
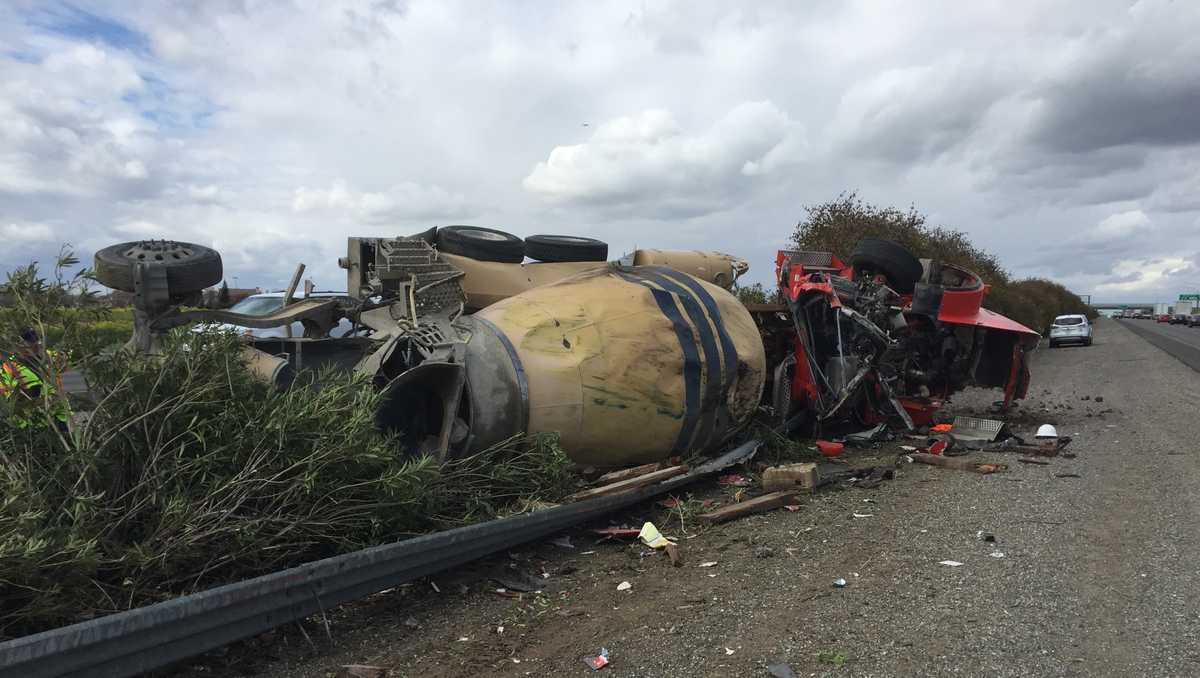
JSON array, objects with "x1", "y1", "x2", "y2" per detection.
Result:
[
  {"x1": 939, "y1": 560, "x2": 964, "y2": 567},
  {"x1": 584, "y1": 648, "x2": 610, "y2": 671},
  {"x1": 1035, "y1": 424, "x2": 1058, "y2": 439},
  {"x1": 842, "y1": 424, "x2": 889, "y2": 447},
  {"x1": 976, "y1": 531, "x2": 996, "y2": 543},
  {"x1": 784, "y1": 504, "x2": 802, "y2": 512},
  {"x1": 1017, "y1": 458, "x2": 1051, "y2": 465},
  {"x1": 763, "y1": 463, "x2": 818, "y2": 492},
  {"x1": 1095, "y1": 396, "x2": 1104, "y2": 403},
  {"x1": 657, "y1": 497, "x2": 680, "y2": 509},
  {"x1": 665, "y1": 542, "x2": 684, "y2": 567},
  {"x1": 900, "y1": 445, "x2": 918, "y2": 451},
  {"x1": 342, "y1": 665, "x2": 388, "y2": 678},
  {"x1": 699, "y1": 561, "x2": 718, "y2": 568},
  {"x1": 754, "y1": 546, "x2": 775, "y2": 559},
  {"x1": 592, "y1": 527, "x2": 641, "y2": 539},
  {"x1": 550, "y1": 535, "x2": 575, "y2": 550},
  {"x1": 833, "y1": 578, "x2": 847, "y2": 588},
  {"x1": 496, "y1": 626, "x2": 504, "y2": 634},
  {"x1": 402, "y1": 617, "x2": 419, "y2": 628},
  {"x1": 931, "y1": 423, "x2": 953, "y2": 432},
  {"x1": 852, "y1": 513, "x2": 873, "y2": 518},
  {"x1": 638, "y1": 522, "x2": 675, "y2": 549},
  {"x1": 725, "y1": 647, "x2": 736, "y2": 656},
  {"x1": 580, "y1": 550, "x2": 596, "y2": 555},
  {"x1": 429, "y1": 581, "x2": 441, "y2": 593},
  {"x1": 457, "y1": 637, "x2": 469, "y2": 642},
  {"x1": 951, "y1": 416, "x2": 1007, "y2": 442},
  {"x1": 616, "y1": 581, "x2": 631, "y2": 591},
  {"x1": 718, "y1": 473, "x2": 750, "y2": 486},
  {"x1": 697, "y1": 490, "x2": 799, "y2": 524},
  {"x1": 1055, "y1": 473, "x2": 1082, "y2": 478},
  {"x1": 491, "y1": 566, "x2": 544, "y2": 593},
  {"x1": 989, "y1": 551, "x2": 1005, "y2": 559},
  {"x1": 816, "y1": 440, "x2": 844, "y2": 457},
  {"x1": 767, "y1": 662, "x2": 799, "y2": 678},
  {"x1": 911, "y1": 453, "x2": 1006, "y2": 474}
]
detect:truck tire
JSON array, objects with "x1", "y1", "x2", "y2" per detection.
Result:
[
  {"x1": 94, "y1": 240, "x2": 223, "y2": 295},
  {"x1": 849, "y1": 237, "x2": 924, "y2": 294},
  {"x1": 436, "y1": 226, "x2": 525, "y2": 263},
  {"x1": 525, "y1": 234, "x2": 608, "y2": 262}
]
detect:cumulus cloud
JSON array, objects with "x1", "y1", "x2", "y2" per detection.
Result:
[
  {"x1": 0, "y1": 0, "x2": 1197, "y2": 303},
  {"x1": 523, "y1": 101, "x2": 805, "y2": 218},
  {"x1": 1094, "y1": 210, "x2": 1151, "y2": 239},
  {"x1": 291, "y1": 180, "x2": 472, "y2": 223},
  {"x1": 1, "y1": 222, "x2": 54, "y2": 242}
]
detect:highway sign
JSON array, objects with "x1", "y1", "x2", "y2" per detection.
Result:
[{"x1": 1180, "y1": 294, "x2": 1200, "y2": 301}]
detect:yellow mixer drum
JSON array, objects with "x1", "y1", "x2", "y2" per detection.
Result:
[{"x1": 466, "y1": 265, "x2": 766, "y2": 466}]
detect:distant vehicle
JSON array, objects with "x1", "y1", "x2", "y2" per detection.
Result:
[
  {"x1": 1189, "y1": 316, "x2": 1200, "y2": 328},
  {"x1": 210, "y1": 292, "x2": 359, "y2": 338},
  {"x1": 1157, "y1": 314, "x2": 1171, "y2": 323},
  {"x1": 1048, "y1": 314, "x2": 1093, "y2": 348},
  {"x1": 1171, "y1": 314, "x2": 1190, "y2": 325}
]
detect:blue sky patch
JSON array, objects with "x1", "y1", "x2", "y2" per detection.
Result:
[{"x1": 27, "y1": 2, "x2": 150, "y2": 55}]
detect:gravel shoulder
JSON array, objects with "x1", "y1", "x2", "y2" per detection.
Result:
[{"x1": 202, "y1": 317, "x2": 1200, "y2": 678}]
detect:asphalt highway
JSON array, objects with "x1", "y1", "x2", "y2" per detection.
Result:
[{"x1": 1114, "y1": 317, "x2": 1200, "y2": 373}]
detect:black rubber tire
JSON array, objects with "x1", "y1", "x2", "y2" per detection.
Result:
[
  {"x1": 525, "y1": 234, "x2": 608, "y2": 263},
  {"x1": 436, "y1": 226, "x2": 525, "y2": 263},
  {"x1": 94, "y1": 240, "x2": 223, "y2": 295},
  {"x1": 849, "y1": 237, "x2": 924, "y2": 294}
]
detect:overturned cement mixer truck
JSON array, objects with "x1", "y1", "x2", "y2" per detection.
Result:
[{"x1": 93, "y1": 227, "x2": 1037, "y2": 468}]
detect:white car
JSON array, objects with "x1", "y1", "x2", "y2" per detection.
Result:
[
  {"x1": 209, "y1": 291, "x2": 358, "y2": 339},
  {"x1": 1047, "y1": 314, "x2": 1093, "y2": 348}
]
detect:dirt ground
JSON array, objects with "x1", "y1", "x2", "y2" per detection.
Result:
[{"x1": 180, "y1": 317, "x2": 1200, "y2": 677}]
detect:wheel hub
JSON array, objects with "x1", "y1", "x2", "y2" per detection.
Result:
[{"x1": 120, "y1": 240, "x2": 198, "y2": 263}]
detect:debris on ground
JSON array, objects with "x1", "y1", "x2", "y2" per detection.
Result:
[
  {"x1": 491, "y1": 565, "x2": 544, "y2": 593},
  {"x1": 341, "y1": 665, "x2": 388, "y2": 678},
  {"x1": 717, "y1": 473, "x2": 751, "y2": 487},
  {"x1": 939, "y1": 560, "x2": 964, "y2": 567},
  {"x1": 951, "y1": 415, "x2": 1008, "y2": 442},
  {"x1": 977, "y1": 531, "x2": 996, "y2": 543},
  {"x1": 1055, "y1": 473, "x2": 1082, "y2": 478},
  {"x1": 595, "y1": 462, "x2": 662, "y2": 485},
  {"x1": 910, "y1": 453, "x2": 1006, "y2": 474},
  {"x1": 816, "y1": 440, "x2": 845, "y2": 457},
  {"x1": 833, "y1": 578, "x2": 847, "y2": 588},
  {"x1": 698, "y1": 561, "x2": 718, "y2": 568},
  {"x1": 616, "y1": 581, "x2": 631, "y2": 592},
  {"x1": 566, "y1": 465, "x2": 688, "y2": 502},
  {"x1": 1017, "y1": 458, "x2": 1051, "y2": 466},
  {"x1": 550, "y1": 535, "x2": 575, "y2": 550},
  {"x1": 753, "y1": 546, "x2": 775, "y2": 559},
  {"x1": 696, "y1": 490, "x2": 799, "y2": 524},
  {"x1": 583, "y1": 648, "x2": 610, "y2": 670},
  {"x1": 762, "y1": 463, "x2": 818, "y2": 493},
  {"x1": 990, "y1": 551, "x2": 1006, "y2": 558},
  {"x1": 842, "y1": 424, "x2": 890, "y2": 447},
  {"x1": 637, "y1": 522, "x2": 674, "y2": 549}
]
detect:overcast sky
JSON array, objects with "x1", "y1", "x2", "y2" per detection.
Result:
[{"x1": 2, "y1": 0, "x2": 1198, "y2": 302}]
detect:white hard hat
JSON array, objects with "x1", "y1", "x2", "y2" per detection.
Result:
[{"x1": 1035, "y1": 424, "x2": 1058, "y2": 439}]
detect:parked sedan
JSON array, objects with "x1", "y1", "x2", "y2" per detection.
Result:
[
  {"x1": 1048, "y1": 314, "x2": 1093, "y2": 348},
  {"x1": 1157, "y1": 314, "x2": 1171, "y2": 323}
]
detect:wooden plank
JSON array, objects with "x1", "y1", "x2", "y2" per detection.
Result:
[
  {"x1": 762, "y1": 463, "x2": 818, "y2": 493},
  {"x1": 595, "y1": 462, "x2": 663, "y2": 485},
  {"x1": 565, "y1": 465, "x2": 688, "y2": 502},
  {"x1": 696, "y1": 490, "x2": 799, "y2": 524},
  {"x1": 910, "y1": 453, "x2": 1007, "y2": 474}
]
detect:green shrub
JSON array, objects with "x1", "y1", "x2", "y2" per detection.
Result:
[{"x1": 0, "y1": 255, "x2": 576, "y2": 638}]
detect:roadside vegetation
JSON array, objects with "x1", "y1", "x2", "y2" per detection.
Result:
[
  {"x1": 0, "y1": 255, "x2": 575, "y2": 639},
  {"x1": 790, "y1": 192, "x2": 1096, "y2": 332}
]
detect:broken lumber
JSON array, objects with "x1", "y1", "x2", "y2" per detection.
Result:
[
  {"x1": 595, "y1": 462, "x2": 663, "y2": 485},
  {"x1": 696, "y1": 490, "x2": 798, "y2": 524},
  {"x1": 762, "y1": 463, "x2": 819, "y2": 493},
  {"x1": 566, "y1": 465, "x2": 688, "y2": 502},
  {"x1": 910, "y1": 453, "x2": 1006, "y2": 474}
]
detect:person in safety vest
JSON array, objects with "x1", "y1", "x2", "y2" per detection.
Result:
[{"x1": 1, "y1": 327, "x2": 69, "y2": 430}]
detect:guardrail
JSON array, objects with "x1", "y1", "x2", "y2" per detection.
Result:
[{"x1": 0, "y1": 441, "x2": 759, "y2": 678}]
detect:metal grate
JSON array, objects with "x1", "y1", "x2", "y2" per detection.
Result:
[
  {"x1": 784, "y1": 250, "x2": 835, "y2": 268},
  {"x1": 951, "y1": 415, "x2": 1006, "y2": 442}
]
